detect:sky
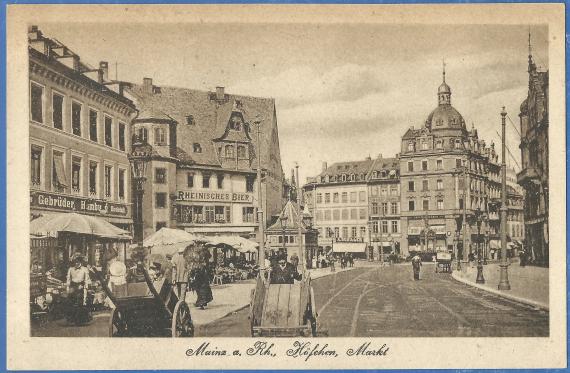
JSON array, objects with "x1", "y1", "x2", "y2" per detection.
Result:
[{"x1": 38, "y1": 23, "x2": 548, "y2": 183}]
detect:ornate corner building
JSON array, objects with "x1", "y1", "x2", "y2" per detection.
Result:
[
  {"x1": 398, "y1": 69, "x2": 499, "y2": 258},
  {"x1": 123, "y1": 80, "x2": 285, "y2": 241},
  {"x1": 517, "y1": 43, "x2": 549, "y2": 266}
]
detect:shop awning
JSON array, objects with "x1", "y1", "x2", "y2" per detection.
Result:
[
  {"x1": 206, "y1": 235, "x2": 259, "y2": 253},
  {"x1": 143, "y1": 227, "x2": 211, "y2": 257},
  {"x1": 30, "y1": 212, "x2": 130, "y2": 239},
  {"x1": 333, "y1": 242, "x2": 366, "y2": 253},
  {"x1": 53, "y1": 153, "x2": 67, "y2": 187}
]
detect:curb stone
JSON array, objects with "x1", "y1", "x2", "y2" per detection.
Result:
[{"x1": 451, "y1": 271, "x2": 549, "y2": 311}]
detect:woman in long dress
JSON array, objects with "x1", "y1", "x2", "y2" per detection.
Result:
[{"x1": 189, "y1": 263, "x2": 213, "y2": 309}]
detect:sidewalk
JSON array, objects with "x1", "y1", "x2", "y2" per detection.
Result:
[
  {"x1": 452, "y1": 261, "x2": 549, "y2": 310},
  {"x1": 188, "y1": 265, "x2": 359, "y2": 326}
]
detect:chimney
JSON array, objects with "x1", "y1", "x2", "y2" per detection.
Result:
[
  {"x1": 99, "y1": 61, "x2": 109, "y2": 83},
  {"x1": 216, "y1": 86, "x2": 225, "y2": 101},
  {"x1": 143, "y1": 78, "x2": 153, "y2": 94},
  {"x1": 28, "y1": 25, "x2": 41, "y2": 40},
  {"x1": 322, "y1": 162, "x2": 328, "y2": 172},
  {"x1": 291, "y1": 169, "x2": 296, "y2": 187}
]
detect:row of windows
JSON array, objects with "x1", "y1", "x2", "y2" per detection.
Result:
[
  {"x1": 316, "y1": 191, "x2": 366, "y2": 204},
  {"x1": 319, "y1": 173, "x2": 367, "y2": 183},
  {"x1": 30, "y1": 145, "x2": 127, "y2": 200},
  {"x1": 407, "y1": 138, "x2": 465, "y2": 152},
  {"x1": 370, "y1": 220, "x2": 400, "y2": 234},
  {"x1": 407, "y1": 199, "x2": 445, "y2": 211},
  {"x1": 176, "y1": 204, "x2": 256, "y2": 224},
  {"x1": 371, "y1": 202, "x2": 400, "y2": 215},
  {"x1": 407, "y1": 179, "x2": 445, "y2": 192},
  {"x1": 320, "y1": 226, "x2": 368, "y2": 239},
  {"x1": 315, "y1": 208, "x2": 367, "y2": 221},
  {"x1": 30, "y1": 82, "x2": 127, "y2": 152},
  {"x1": 370, "y1": 185, "x2": 399, "y2": 197},
  {"x1": 269, "y1": 235, "x2": 297, "y2": 244},
  {"x1": 153, "y1": 169, "x2": 255, "y2": 193}
]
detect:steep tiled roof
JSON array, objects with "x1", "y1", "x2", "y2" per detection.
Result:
[
  {"x1": 319, "y1": 159, "x2": 374, "y2": 179},
  {"x1": 368, "y1": 157, "x2": 399, "y2": 172},
  {"x1": 266, "y1": 200, "x2": 308, "y2": 233},
  {"x1": 127, "y1": 84, "x2": 277, "y2": 169}
]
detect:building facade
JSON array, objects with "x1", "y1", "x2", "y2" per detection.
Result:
[
  {"x1": 303, "y1": 160, "x2": 373, "y2": 258},
  {"x1": 367, "y1": 157, "x2": 401, "y2": 260},
  {"x1": 29, "y1": 27, "x2": 136, "y2": 269},
  {"x1": 399, "y1": 70, "x2": 497, "y2": 258},
  {"x1": 517, "y1": 46, "x2": 549, "y2": 265},
  {"x1": 124, "y1": 80, "x2": 285, "y2": 241}
]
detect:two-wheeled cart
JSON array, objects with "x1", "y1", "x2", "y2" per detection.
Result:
[
  {"x1": 91, "y1": 266, "x2": 194, "y2": 337},
  {"x1": 249, "y1": 270, "x2": 317, "y2": 337}
]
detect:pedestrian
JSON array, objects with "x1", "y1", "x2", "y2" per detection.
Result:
[
  {"x1": 106, "y1": 248, "x2": 127, "y2": 299},
  {"x1": 290, "y1": 253, "x2": 299, "y2": 269},
  {"x1": 411, "y1": 254, "x2": 422, "y2": 280},
  {"x1": 65, "y1": 254, "x2": 92, "y2": 324},
  {"x1": 520, "y1": 249, "x2": 527, "y2": 267},
  {"x1": 328, "y1": 254, "x2": 336, "y2": 272},
  {"x1": 348, "y1": 253, "x2": 354, "y2": 267},
  {"x1": 270, "y1": 255, "x2": 302, "y2": 284},
  {"x1": 188, "y1": 261, "x2": 213, "y2": 309},
  {"x1": 171, "y1": 246, "x2": 188, "y2": 302},
  {"x1": 340, "y1": 255, "x2": 347, "y2": 269}
]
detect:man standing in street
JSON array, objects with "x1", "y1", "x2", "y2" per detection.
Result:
[
  {"x1": 270, "y1": 255, "x2": 302, "y2": 284},
  {"x1": 171, "y1": 247, "x2": 188, "y2": 302},
  {"x1": 411, "y1": 254, "x2": 422, "y2": 280}
]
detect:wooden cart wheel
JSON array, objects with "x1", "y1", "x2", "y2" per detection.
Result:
[
  {"x1": 309, "y1": 287, "x2": 317, "y2": 337},
  {"x1": 172, "y1": 301, "x2": 194, "y2": 337},
  {"x1": 108, "y1": 308, "x2": 127, "y2": 337}
]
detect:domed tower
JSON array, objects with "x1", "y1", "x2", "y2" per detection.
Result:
[{"x1": 425, "y1": 63, "x2": 466, "y2": 132}]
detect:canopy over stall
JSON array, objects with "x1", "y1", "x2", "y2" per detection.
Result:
[
  {"x1": 30, "y1": 212, "x2": 131, "y2": 239},
  {"x1": 142, "y1": 227, "x2": 211, "y2": 257},
  {"x1": 207, "y1": 235, "x2": 259, "y2": 254},
  {"x1": 333, "y1": 242, "x2": 367, "y2": 253}
]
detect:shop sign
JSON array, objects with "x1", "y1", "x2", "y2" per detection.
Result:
[
  {"x1": 432, "y1": 225, "x2": 446, "y2": 234},
  {"x1": 30, "y1": 191, "x2": 128, "y2": 217},
  {"x1": 408, "y1": 227, "x2": 422, "y2": 235},
  {"x1": 177, "y1": 190, "x2": 253, "y2": 203}
]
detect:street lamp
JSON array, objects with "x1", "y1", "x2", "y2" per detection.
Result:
[
  {"x1": 498, "y1": 107, "x2": 511, "y2": 290},
  {"x1": 252, "y1": 118, "x2": 266, "y2": 268},
  {"x1": 475, "y1": 208, "x2": 485, "y2": 284},
  {"x1": 484, "y1": 228, "x2": 490, "y2": 265},
  {"x1": 128, "y1": 135, "x2": 151, "y2": 245},
  {"x1": 455, "y1": 214, "x2": 463, "y2": 271}
]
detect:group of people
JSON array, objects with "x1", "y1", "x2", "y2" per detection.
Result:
[{"x1": 168, "y1": 246, "x2": 214, "y2": 310}]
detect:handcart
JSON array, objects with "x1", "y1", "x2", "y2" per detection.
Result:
[
  {"x1": 91, "y1": 265, "x2": 194, "y2": 337},
  {"x1": 249, "y1": 270, "x2": 317, "y2": 337}
]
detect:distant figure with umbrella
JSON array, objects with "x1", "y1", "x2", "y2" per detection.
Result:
[{"x1": 411, "y1": 254, "x2": 422, "y2": 280}]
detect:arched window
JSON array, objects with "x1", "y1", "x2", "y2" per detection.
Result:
[
  {"x1": 225, "y1": 144, "x2": 234, "y2": 157},
  {"x1": 137, "y1": 127, "x2": 148, "y2": 143},
  {"x1": 237, "y1": 145, "x2": 246, "y2": 158}
]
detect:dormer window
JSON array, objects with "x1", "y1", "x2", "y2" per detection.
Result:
[
  {"x1": 436, "y1": 140, "x2": 443, "y2": 149},
  {"x1": 193, "y1": 143, "x2": 202, "y2": 153},
  {"x1": 225, "y1": 144, "x2": 234, "y2": 157},
  {"x1": 455, "y1": 139, "x2": 462, "y2": 149},
  {"x1": 421, "y1": 141, "x2": 428, "y2": 150},
  {"x1": 373, "y1": 171, "x2": 378, "y2": 179},
  {"x1": 229, "y1": 114, "x2": 242, "y2": 131},
  {"x1": 436, "y1": 119, "x2": 444, "y2": 126},
  {"x1": 186, "y1": 115, "x2": 194, "y2": 126},
  {"x1": 408, "y1": 141, "x2": 414, "y2": 152},
  {"x1": 154, "y1": 127, "x2": 166, "y2": 146},
  {"x1": 137, "y1": 127, "x2": 148, "y2": 143},
  {"x1": 237, "y1": 145, "x2": 246, "y2": 158}
]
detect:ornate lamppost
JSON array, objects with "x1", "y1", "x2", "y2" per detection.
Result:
[
  {"x1": 498, "y1": 107, "x2": 511, "y2": 290},
  {"x1": 128, "y1": 136, "x2": 151, "y2": 246},
  {"x1": 475, "y1": 208, "x2": 485, "y2": 284}
]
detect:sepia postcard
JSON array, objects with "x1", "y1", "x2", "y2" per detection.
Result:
[{"x1": 6, "y1": 3, "x2": 566, "y2": 370}]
